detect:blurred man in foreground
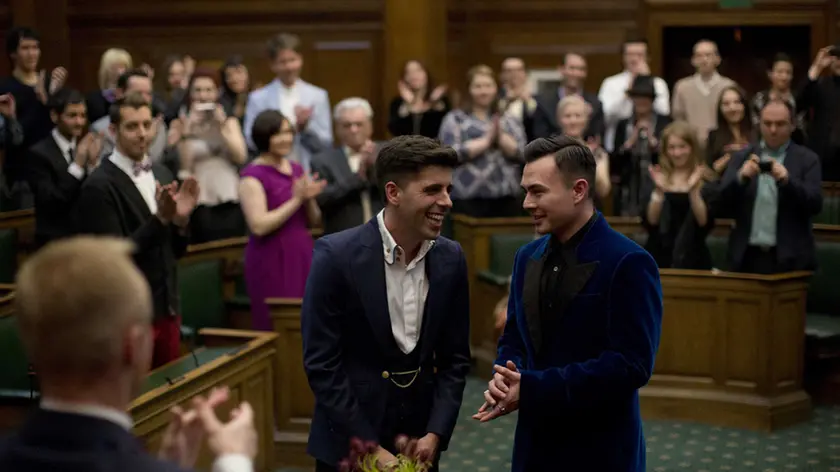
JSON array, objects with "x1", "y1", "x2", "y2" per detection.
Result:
[{"x1": 0, "y1": 236, "x2": 257, "y2": 472}]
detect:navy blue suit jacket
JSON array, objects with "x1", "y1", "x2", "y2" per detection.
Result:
[
  {"x1": 301, "y1": 219, "x2": 471, "y2": 466},
  {"x1": 496, "y1": 213, "x2": 662, "y2": 472},
  {"x1": 0, "y1": 409, "x2": 188, "y2": 472}
]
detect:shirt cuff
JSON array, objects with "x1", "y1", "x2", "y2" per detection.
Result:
[
  {"x1": 67, "y1": 162, "x2": 85, "y2": 180},
  {"x1": 212, "y1": 454, "x2": 253, "y2": 472}
]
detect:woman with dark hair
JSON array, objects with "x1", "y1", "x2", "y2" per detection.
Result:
[
  {"x1": 218, "y1": 55, "x2": 251, "y2": 124},
  {"x1": 438, "y1": 64, "x2": 526, "y2": 217},
  {"x1": 166, "y1": 68, "x2": 248, "y2": 243},
  {"x1": 239, "y1": 110, "x2": 325, "y2": 330},
  {"x1": 387, "y1": 60, "x2": 450, "y2": 138},
  {"x1": 750, "y1": 53, "x2": 806, "y2": 145},
  {"x1": 705, "y1": 85, "x2": 753, "y2": 175}
]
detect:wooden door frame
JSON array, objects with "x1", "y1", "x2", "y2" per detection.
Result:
[{"x1": 646, "y1": 8, "x2": 831, "y2": 78}]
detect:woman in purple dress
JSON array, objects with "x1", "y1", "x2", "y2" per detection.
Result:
[{"x1": 239, "y1": 110, "x2": 326, "y2": 330}]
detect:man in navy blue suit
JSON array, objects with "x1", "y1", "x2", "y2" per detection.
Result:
[
  {"x1": 474, "y1": 135, "x2": 663, "y2": 472},
  {"x1": 0, "y1": 237, "x2": 257, "y2": 472},
  {"x1": 302, "y1": 135, "x2": 471, "y2": 471}
]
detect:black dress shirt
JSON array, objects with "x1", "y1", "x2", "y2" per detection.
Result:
[{"x1": 539, "y1": 212, "x2": 598, "y2": 330}]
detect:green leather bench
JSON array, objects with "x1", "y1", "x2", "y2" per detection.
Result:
[
  {"x1": 814, "y1": 196, "x2": 839, "y2": 225},
  {"x1": 0, "y1": 315, "x2": 36, "y2": 402},
  {"x1": 178, "y1": 259, "x2": 227, "y2": 341},
  {"x1": 0, "y1": 229, "x2": 18, "y2": 285},
  {"x1": 805, "y1": 241, "x2": 840, "y2": 357},
  {"x1": 476, "y1": 233, "x2": 535, "y2": 286},
  {"x1": 141, "y1": 346, "x2": 236, "y2": 395}
]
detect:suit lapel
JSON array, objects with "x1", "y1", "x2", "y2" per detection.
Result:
[
  {"x1": 557, "y1": 260, "x2": 599, "y2": 315},
  {"x1": 419, "y1": 246, "x2": 444, "y2": 357},
  {"x1": 103, "y1": 159, "x2": 152, "y2": 220},
  {"x1": 522, "y1": 252, "x2": 545, "y2": 354},
  {"x1": 45, "y1": 137, "x2": 69, "y2": 171},
  {"x1": 353, "y1": 221, "x2": 401, "y2": 357},
  {"x1": 333, "y1": 148, "x2": 355, "y2": 182}
]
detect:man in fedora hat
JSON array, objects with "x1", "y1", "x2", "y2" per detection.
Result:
[{"x1": 612, "y1": 75, "x2": 672, "y2": 216}]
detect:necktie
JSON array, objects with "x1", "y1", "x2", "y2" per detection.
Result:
[
  {"x1": 133, "y1": 161, "x2": 152, "y2": 176},
  {"x1": 67, "y1": 147, "x2": 75, "y2": 164}
]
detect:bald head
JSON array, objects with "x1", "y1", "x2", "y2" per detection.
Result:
[{"x1": 16, "y1": 237, "x2": 152, "y2": 380}]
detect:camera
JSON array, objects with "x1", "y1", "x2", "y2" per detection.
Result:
[{"x1": 758, "y1": 161, "x2": 774, "y2": 173}]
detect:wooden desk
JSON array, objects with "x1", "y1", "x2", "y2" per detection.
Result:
[
  {"x1": 640, "y1": 270, "x2": 813, "y2": 431},
  {"x1": 132, "y1": 328, "x2": 277, "y2": 472},
  {"x1": 267, "y1": 298, "x2": 314, "y2": 469}
]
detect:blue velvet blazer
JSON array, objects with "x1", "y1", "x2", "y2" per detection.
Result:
[{"x1": 496, "y1": 212, "x2": 663, "y2": 472}]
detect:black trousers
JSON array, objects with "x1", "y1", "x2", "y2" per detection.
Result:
[{"x1": 737, "y1": 245, "x2": 779, "y2": 275}]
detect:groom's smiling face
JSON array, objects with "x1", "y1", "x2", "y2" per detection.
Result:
[{"x1": 390, "y1": 165, "x2": 453, "y2": 241}]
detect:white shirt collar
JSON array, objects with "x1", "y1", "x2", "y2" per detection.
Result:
[
  {"x1": 376, "y1": 210, "x2": 435, "y2": 266},
  {"x1": 279, "y1": 79, "x2": 299, "y2": 93},
  {"x1": 40, "y1": 397, "x2": 133, "y2": 431},
  {"x1": 51, "y1": 128, "x2": 76, "y2": 159},
  {"x1": 693, "y1": 72, "x2": 721, "y2": 95},
  {"x1": 109, "y1": 149, "x2": 150, "y2": 177}
]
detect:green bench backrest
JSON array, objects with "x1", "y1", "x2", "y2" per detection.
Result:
[
  {"x1": 488, "y1": 233, "x2": 536, "y2": 276},
  {"x1": 808, "y1": 241, "x2": 840, "y2": 316},
  {"x1": 815, "y1": 196, "x2": 839, "y2": 225},
  {"x1": 0, "y1": 315, "x2": 32, "y2": 396},
  {"x1": 178, "y1": 259, "x2": 226, "y2": 331},
  {"x1": 707, "y1": 235, "x2": 729, "y2": 271},
  {"x1": 0, "y1": 229, "x2": 18, "y2": 284}
]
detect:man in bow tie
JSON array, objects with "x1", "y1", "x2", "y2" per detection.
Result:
[{"x1": 76, "y1": 91, "x2": 200, "y2": 367}]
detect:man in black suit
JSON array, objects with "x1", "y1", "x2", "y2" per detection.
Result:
[
  {"x1": 27, "y1": 88, "x2": 103, "y2": 247},
  {"x1": 76, "y1": 92, "x2": 199, "y2": 368},
  {"x1": 0, "y1": 236, "x2": 257, "y2": 472},
  {"x1": 718, "y1": 99, "x2": 823, "y2": 274},
  {"x1": 302, "y1": 135, "x2": 471, "y2": 471},
  {"x1": 531, "y1": 52, "x2": 605, "y2": 142},
  {"x1": 311, "y1": 97, "x2": 383, "y2": 234}
]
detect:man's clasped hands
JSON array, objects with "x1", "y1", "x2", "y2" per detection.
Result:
[
  {"x1": 472, "y1": 360, "x2": 521, "y2": 423},
  {"x1": 158, "y1": 386, "x2": 257, "y2": 468}
]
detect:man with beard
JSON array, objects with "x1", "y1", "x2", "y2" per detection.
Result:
[
  {"x1": 301, "y1": 135, "x2": 471, "y2": 471},
  {"x1": 27, "y1": 88, "x2": 103, "y2": 248},
  {"x1": 475, "y1": 135, "x2": 663, "y2": 472}
]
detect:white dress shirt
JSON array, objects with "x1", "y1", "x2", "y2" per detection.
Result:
[
  {"x1": 109, "y1": 151, "x2": 157, "y2": 214},
  {"x1": 52, "y1": 128, "x2": 84, "y2": 180},
  {"x1": 278, "y1": 81, "x2": 300, "y2": 127},
  {"x1": 344, "y1": 146, "x2": 373, "y2": 223},
  {"x1": 377, "y1": 211, "x2": 435, "y2": 354},
  {"x1": 597, "y1": 71, "x2": 671, "y2": 152},
  {"x1": 40, "y1": 398, "x2": 253, "y2": 472}
]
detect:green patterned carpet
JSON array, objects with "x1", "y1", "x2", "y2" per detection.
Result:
[{"x1": 282, "y1": 376, "x2": 840, "y2": 471}]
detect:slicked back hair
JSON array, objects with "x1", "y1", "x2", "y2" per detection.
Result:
[
  {"x1": 524, "y1": 135, "x2": 597, "y2": 198},
  {"x1": 375, "y1": 135, "x2": 458, "y2": 201}
]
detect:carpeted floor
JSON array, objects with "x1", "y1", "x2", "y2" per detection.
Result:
[{"x1": 282, "y1": 376, "x2": 840, "y2": 471}]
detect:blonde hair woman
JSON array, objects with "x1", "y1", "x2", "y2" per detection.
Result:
[
  {"x1": 86, "y1": 48, "x2": 133, "y2": 123},
  {"x1": 555, "y1": 95, "x2": 611, "y2": 200},
  {"x1": 643, "y1": 120, "x2": 716, "y2": 269}
]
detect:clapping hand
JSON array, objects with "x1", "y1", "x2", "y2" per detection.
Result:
[
  {"x1": 0, "y1": 94, "x2": 15, "y2": 118},
  {"x1": 294, "y1": 105, "x2": 313, "y2": 130},
  {"x1": 430, "y1": 84, "x2": 448, "y2": 102},
  {"x1": 49, "y1": 67, "x2": 68, "y2": 95},
  {"x1": 398, "y1": 80, "x2": 415, "y2": 104},
  {"x1": 687, "y1": 165, "x2": 706, "y2": 190},
  {"x1": 473, "y1": 361, "x2": 521, "y2": 423},
  {"x1": 158, "y1": 387, "x2": 230, "y2": 468},
  {"x1": 173, "y1": 177, "x2": 200, "y2": 227},
  {"x1": 648, "y1": 164, "x2": 668, "y2": 192},
  {"x1": 293, "y1": 173, "x2": 327, "y2": 202},
  {"x1": 34, "y1": 70, "x2": 48, "y2": 105}
]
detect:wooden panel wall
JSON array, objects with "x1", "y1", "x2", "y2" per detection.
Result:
[{"x1": 0, "y1": 0, "x2": 838, "y2": 135}]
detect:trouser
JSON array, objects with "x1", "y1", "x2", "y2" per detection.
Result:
[{"x1": 152, "y1": 315, "x2": 182, "y2": 368}]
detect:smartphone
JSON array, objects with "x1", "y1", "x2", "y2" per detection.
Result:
[
  {"x1": 758, "y1": 161, "x2": 774, "y2": 173},
  {"x1": 193, "y1": 103, "x2": 215, "y2": 112}
]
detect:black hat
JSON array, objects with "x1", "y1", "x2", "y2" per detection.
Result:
[{"x1": 626, "y1": 75, "x2": 656, "y2": 98}]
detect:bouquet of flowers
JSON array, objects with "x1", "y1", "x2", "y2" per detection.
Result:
[{"x1": 338, "y1": 436, "x2": 432, "y2": 472}]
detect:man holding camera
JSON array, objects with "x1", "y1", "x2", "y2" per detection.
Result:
[{"x1": 717, "y1": 99, "x2": 822, "y2": 274}]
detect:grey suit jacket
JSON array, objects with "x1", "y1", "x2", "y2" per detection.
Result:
[{"x1": 311, "y1": 146, "x2": 383, "y2": 235}]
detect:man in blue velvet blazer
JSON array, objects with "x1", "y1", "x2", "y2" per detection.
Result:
[
  {"x1": 302, "y1": 135, "x2": 471, "y2": 471},
  {"x1": 474, "y1": 135, "x2": 663, "y2": 472}
]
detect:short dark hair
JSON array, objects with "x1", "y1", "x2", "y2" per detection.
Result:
[
  {"x1": 251, "y1": 110, "x2": 293, "y2": 153},
  {"x1": 109, "y1": 92, "x2": 152, "y2": 126},
  {"x1": 524, "y1": 135, "x2": 597, "y2": 198},
  {"x1": 48, "y1": 88, "x2": 85, "y2": 115},
  {"x1": 621, "y1": 37, "x2": 649, "y2": 54},
  {"x1": 5, "y1": 27, "x2": 39, "y2": 58},
  {"x1": 561, "y1": 52, "x2": 585, "y2": 66},
  {"x1": 771, "y1": 52, "x2": 793, "y2": 68},
  {"x1": 116, "y1": 69, "x2": 150, "y2": 91},
  {"x1": 760, "y1": 98, "x2": 795, "y2": 122},
  {"x1": 375, "y1": 135, "x2": 458, "y2": 194},
  {"x1": 266, "y1": 33, "x2": 301, "y2": 60}
]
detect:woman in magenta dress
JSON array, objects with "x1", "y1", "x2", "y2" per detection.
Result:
[{"x1": 239, "y1": 110, "x2": 326, "y2": 330}]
